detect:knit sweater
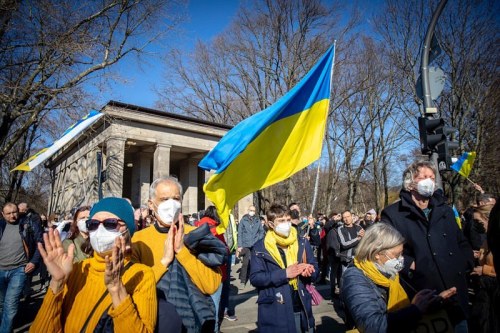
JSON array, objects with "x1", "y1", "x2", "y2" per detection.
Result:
[
  {"x1": 30, "y1": 254, "x2": 157, "y2": 333},
  {"x1": 131, "y1": 224, "x2": 221, "y2": 294}
]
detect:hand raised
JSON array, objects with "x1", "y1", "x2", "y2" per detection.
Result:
[
  {"x1": 38, "y1": 228, "x2": 74, "y2": 293},
  {"x1": 105, "y1": 236, "x2": 125, "y2": 292},
  {"x1": 161, "y1": 223, "x2": 175, "y2": 267},
  {"x1": 174, "y1": 214, "x2": 185, "y2": 253},
  {"x1": 105, "y1": 236, "x2": 128, "y2": 307}
]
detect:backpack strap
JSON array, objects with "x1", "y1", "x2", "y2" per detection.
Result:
[{"x1": 0, "y1": 219, "x2": 6, "y2": 240}]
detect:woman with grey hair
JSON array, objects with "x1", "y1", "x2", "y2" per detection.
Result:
[{"x1": 341, "y1": 223, "x2": 457, "y2": 333}]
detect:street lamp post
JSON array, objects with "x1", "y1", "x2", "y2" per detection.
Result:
[{"x1": 420, "y1": 0, "x2": 448, "y2": 189}]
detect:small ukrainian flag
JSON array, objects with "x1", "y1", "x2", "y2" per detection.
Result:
[{"x1": 450, "y1": 152, "x2": 476, "y2": 179}]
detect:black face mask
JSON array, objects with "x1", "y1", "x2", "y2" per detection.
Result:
[{"x1": 473, "y1": 219, "x2": 486, "y2": 233}]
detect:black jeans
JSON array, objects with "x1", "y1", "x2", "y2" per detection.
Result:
[
  {"x1": 328, "y1": 253, "x2": 341, "y2": 299},
  {"x1": 239, "y1": 247, "x2": 251, "y2": 284}
]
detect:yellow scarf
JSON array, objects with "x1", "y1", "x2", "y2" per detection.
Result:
[
  {"x1": 354, "y1": 258, "x2": 410, "y2": 311},
  {"x1": 264, "y1": 227, "x2": 299, "y2": 290}
]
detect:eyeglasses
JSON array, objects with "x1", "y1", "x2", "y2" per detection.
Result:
[
  {"x1": 86, "y1": 218, "x2": 124, "y2": 232},
  {"x1": 384, "y1": 252, "x2": 403, "y2": 261}
]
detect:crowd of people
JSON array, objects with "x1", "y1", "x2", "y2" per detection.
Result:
[{"x1": 0, "y1": 160, "x2": 498, "y2": 332}]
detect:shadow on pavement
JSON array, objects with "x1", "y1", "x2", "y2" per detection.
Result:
[{"x1": 316, "y1": 315, "x2": 345, "y2": 332}]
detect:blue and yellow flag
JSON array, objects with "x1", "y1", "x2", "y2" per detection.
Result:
[
  {"x1": 12, "y1": 111, "x2": 104, "y2": 172},
  {"x1": 199, "y1": 45, "x2": 335, "y2": 231},
  {"x1": 452, "y1": 205, "x2": 462, "y2": 229},
  {"x1": 451, "y1": 151, "x2": 476, "y2": 179}
]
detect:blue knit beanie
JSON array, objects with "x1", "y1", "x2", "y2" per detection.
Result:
[{"x1": 90, "y1": 197, "x2": 136, "y2": 236}]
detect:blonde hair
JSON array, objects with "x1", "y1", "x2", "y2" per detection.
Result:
[{"x1": 355, "y1": 223, "x2": 405, "y2": 262}]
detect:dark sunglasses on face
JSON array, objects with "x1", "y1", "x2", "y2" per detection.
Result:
[{"x1": 86, "y1": 218, "x2": 124, "y2": 232}]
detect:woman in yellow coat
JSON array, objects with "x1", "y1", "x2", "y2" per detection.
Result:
[{"x1": 31, "y1": 197, "x2": 157, "y2": 332}]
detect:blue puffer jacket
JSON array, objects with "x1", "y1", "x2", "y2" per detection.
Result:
[
  {"x1": 250, "y1": 237, "x2": 318, "y2": 333},
  {"x1": 341, "y1": 266, "x2": 422, "y2": 333}
]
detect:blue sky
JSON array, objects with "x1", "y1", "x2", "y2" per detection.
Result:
[
  {"x1": 92, "y1": 0, "x2": 384, "y2": 110},
  {"x1": 93, "y1": 0, "x2": 241, "y2": 109}
]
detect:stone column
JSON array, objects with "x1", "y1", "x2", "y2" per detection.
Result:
[
  {"x1": 180, "y1": 158, "x2": 199, "y2": 214},
  {"x1": 105, "y1": 137, "x2": 126, "y2": 198},
  {"x1": 130, "y1": 152, "x2": 151, "y2": 207},
  {"x1": 153, "y1": 143, "x2": 171, "y2": 180},
  {"x1": 139, "y1": 153, "x2": 152, "y2": 205}
]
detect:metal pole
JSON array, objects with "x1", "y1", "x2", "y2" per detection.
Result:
[
  {"x1": 421, "y1": 0, "x2": 448, "y2": 111},
  {"x1": 310, "y1": 162, "x2": 321, "y2": 215},
  {"x1": 421, "y1": 0, "x2": 448, "y2": 189}
]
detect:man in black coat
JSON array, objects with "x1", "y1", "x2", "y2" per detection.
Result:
[{"x1": 381, "y1": 161, "x2": 474, "y2": 331}]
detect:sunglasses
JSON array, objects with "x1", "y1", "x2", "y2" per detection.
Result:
[{"x1": 86, "y1": 218, "x2": 124, "y2": 232}]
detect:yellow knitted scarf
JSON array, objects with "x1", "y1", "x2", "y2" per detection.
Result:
[
  {"x1": 264, "y1": 227, "x2": 299, "y2": 290},
  {"x1": 354, "y1": 258, "x2": 410, "y2": 311}
]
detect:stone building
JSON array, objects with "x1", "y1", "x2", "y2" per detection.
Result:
[{"x1": 46, "y1": 101, "x2": 253, "y2": 217}]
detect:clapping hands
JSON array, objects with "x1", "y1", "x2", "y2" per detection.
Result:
[
  {"x1": 105, "y1": 236, "x2": 129, "y2": 307},
  {"x1": 286, "y1": 262, "x2": 316, "y2": 279},
  {"x1": 161, "y1": 215, "x2": 185, "y2": 267}
]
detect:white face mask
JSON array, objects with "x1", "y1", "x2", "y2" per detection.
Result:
[
  {"x1": 77, "y1": 219, "x2": 88, "y2": 233},
  {"x1": 416, "y1": 178, "x2": 435, "y2": 197},
  {"x1": 275, "y1": 222, "x2": 291, "y2": 238},
  {"x1": 385, "y1": 254, "x2": 404, "y2": 271},
  {"x1": 89, "y1": 224, "x2": 122, "y2": 255},
  {"x1": 248, "y1": 211, "x2": 255, "y2": 217},
  {"x1": 155, "y1": 199, "x2": 181, "y2": 225},
  {"x1": 377, "y1": 254, "x2": 404, "y2": 278}
]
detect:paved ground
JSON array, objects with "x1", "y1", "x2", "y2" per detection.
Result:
[
  {"x1": 13, "y1": 262, "x2": 345, "y2": 332},
  {"x1": 13, "y1": 277, "x2": 46, "y2": 333},
  {"x1": 220, "y1": 262, "x2": 345, "y2": 333}
]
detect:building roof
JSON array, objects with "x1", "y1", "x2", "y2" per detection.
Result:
[{"x1": 106, "y1": 100, "x2": 233, "y2": 130}]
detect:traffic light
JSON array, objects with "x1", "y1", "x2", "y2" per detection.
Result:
[
  {"x1": 418, "y1": 116, "x2": 459, "y2": 170},
  {"x1": 436, "y1": 128, "x2": 459, "y2": 171},
  {"x1": 418, "y1": 117, "x2": 444, "y2": 154}
]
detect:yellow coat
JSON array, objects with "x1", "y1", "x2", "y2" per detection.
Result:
[
  {"x1": 31, "y1": 254, "x2": 157, "y2": 332},
  {"x1": 131, "y1": 224, "x2": 221, "y2": 294}
]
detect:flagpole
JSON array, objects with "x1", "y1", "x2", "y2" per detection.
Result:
[
  {"x1": 464, "y1": 176, "x2": 476, "y2": 186},
  {"x1": 310, "y1": 161, "x2": 321, "y2": 215}
]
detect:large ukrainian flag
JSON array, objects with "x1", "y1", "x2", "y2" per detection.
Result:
[{"x1": 199, "y1": 45, "x2": 335, "y2": 230}]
